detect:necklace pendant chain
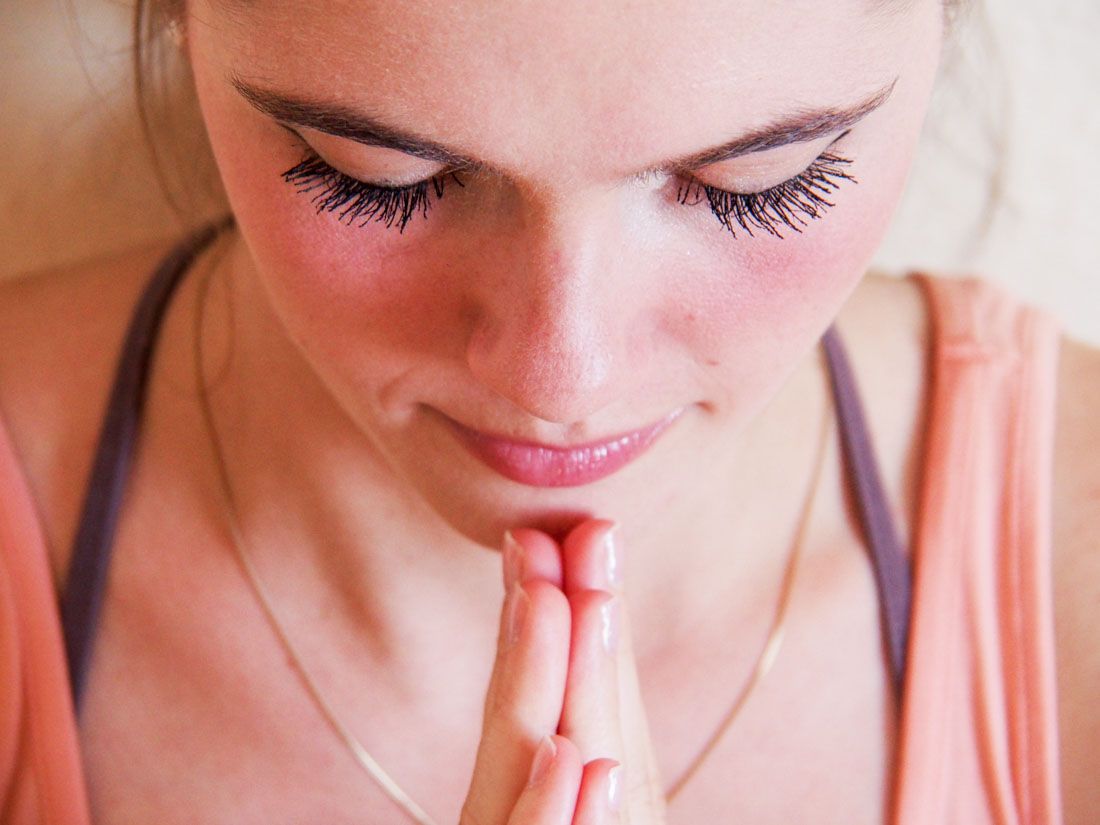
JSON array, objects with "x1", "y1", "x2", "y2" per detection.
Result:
[
  {"x1": 663, "y1": 371, "x2": 834, "y2": 802},
  {"x1": 192, "y1": 252, "x2": 441, "y2": 824}
]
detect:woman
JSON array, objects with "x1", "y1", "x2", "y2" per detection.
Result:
[{"x1": 0, "y1": 0, "x2": 1095, "y2": 822}]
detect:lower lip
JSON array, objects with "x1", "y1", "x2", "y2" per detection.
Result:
[{"x1": 443, "y1": 409, "x2": 684, "y2": 488}]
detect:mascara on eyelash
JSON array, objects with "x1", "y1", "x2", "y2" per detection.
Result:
[
  {"x1": 677, "y1": 152, "x2": 857, "y2": 239},
  {"x1": 281, "y1": 148, "x2": 856, "y2": 238},
  {"x1": 282, "y1": 153, "x2": 465, "y2": 233}
]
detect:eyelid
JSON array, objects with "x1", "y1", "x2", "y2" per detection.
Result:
[
  {"x1": 669, "y1": 128, "x2": 854, "y2": 179},
  {"x1": 281, "y1": 138, "x2": 855, "y2": 239},
  {"x1": 685, "y1": 128, "x2": 854, "y2": 192},
  {"x1": 283, "y1": 123, "x2": 453, "y2": 186}
]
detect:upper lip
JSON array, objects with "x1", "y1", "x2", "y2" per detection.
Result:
[{"x1": 440, "y1": 407, "x2": 685, "y2": 449}]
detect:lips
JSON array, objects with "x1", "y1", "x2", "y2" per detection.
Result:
[{"x1": 442, "y1": 408, "x2": 684, "y2": 487}]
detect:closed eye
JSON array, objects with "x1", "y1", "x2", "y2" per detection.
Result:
[
  {"x1": 678, "y1": 148, "x2": 857, "y2": 239},
  {"x1": 282, "y1": 151, "x2": 468, "y2": 233},
  {"x1": 280, "y1": 140, "x2": 856, "y2": 238}
]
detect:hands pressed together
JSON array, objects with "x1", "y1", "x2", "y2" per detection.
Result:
[{"x1": 459, "y1": 519, "x2": 669, "y2": 825}]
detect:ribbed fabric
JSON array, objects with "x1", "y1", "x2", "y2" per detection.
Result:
[
  {"x1": 892, "y1": 274, "x2": 1064, "y2": 825},
  {"x1": 0, "y1": 385, "x2": 91, "y2": 823}
]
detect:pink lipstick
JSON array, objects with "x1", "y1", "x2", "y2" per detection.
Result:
[{"x1": 444, "y1": 409, "x2": 683, "y2": 487}]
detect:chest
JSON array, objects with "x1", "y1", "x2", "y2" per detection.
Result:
[
  {"x1": 74, "y1": 509, "x2": 899, "y2": 825},
  {"x1": 648, "y1": 536, "x2": 899, "y2": 824}
]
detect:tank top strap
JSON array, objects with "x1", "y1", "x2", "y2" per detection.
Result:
[
  {"x1": 60, "y1": 219, "x2": 231, "y2": 712},
  {"x1": 893, "y1": 273, "x2": 1063, "y2": 824}
]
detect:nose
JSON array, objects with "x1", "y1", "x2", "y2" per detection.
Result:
[{"x1": 464, "y1": 198, "x2": 627, "y2": 425}]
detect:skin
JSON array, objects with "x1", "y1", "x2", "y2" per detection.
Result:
[{"x1": 112, "y1": 0, "x2": 945, "y2": 820}]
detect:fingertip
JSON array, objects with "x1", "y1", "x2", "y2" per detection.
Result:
[
  {"x1": 526, "y1": 581, "x2": 574, "y2": 664},
  {"x1": 526, "y1": 734, "x2": 558, "y2": 786},
  {"x1": 522, "y1": 578, "x2": 572, "y2": 621},
  {"x1": 606, "y1": 762, "x2": 623, "y2": 814},
  {"x1": 542, "y1": 735, "x2": 585, "y2": 786},
  {"x1": 548, "y1": 733, "x2": 581, "y2": 764},
  {"x1": 561, "y1": 519, "x2": 620, "y2": 594},
  {"x1": 508, "y1": 735, "x2": 584, "y2": 823},
  {"x1": 563, "y1": 519, "x2": 618, "y2": 552},
  {"x1": 575, "y1": 757, "x2": 624, "y2": 823},
  {"x1": 506, "y1": 528, "x2": 564, "y2": 587},
  {"x1": 566, "y1": 588, "x2": 616, "y2": 633}
]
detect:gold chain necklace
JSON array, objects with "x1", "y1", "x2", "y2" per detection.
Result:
[
  {"x1": 189, "y1": 242, "x2": 834, "y2": 822},
  {"x1": 663, "y1": 372, "x2": 834, "y2": 802}
]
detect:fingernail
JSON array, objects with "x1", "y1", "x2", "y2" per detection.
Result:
[
  {"x1": 603, "y1": 524, "x2": 622, "y2": 589},
  {"x1": 502, "y1": 530, "x2": 523, "y2": 591},
  {"x1": 607, "y1": 764, "x2": 623, "y2": 812},
  {"x1": 527, "y1": 735, "x2": 556, "y2": 786},
  {"x1": 506, "y1": 583, "x2": 529, "y2": 647},
  {"x1": 601, "y1": 596, "x2": 619, "y2": 655}
]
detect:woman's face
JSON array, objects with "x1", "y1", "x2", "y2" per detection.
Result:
[{"x1": 186, "y1": 0, "x2": 943, "y2": 546}]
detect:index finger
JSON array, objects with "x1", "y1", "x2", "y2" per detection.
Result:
[{"x1": 460, "y1": 535, "x2": 570, "y2": 825}]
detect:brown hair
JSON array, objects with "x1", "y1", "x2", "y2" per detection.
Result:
[{"x1": 133, "y1": 0, "x2": 227, "y2": 228}]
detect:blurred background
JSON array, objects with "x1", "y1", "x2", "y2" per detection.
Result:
[{"x1": 1, "y1": 0, "x2": 1097, "y2": 343}]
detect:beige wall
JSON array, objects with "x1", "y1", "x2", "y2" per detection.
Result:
[
  {"x1": 875, "y1": 1, "x2": 1100, "y2": 345},
  {"x1": 2, "y1": 1, "x2": 1097, "y2": 344},
  {"x1": 1, "y1": 1, "x2": 183, "y2": 272}
]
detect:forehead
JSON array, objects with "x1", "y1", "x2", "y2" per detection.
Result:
[{"x1": 198, "y1": 0, "x2": 934, "y2": 181}]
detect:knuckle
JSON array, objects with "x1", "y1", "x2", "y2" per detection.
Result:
[{"x1": 484, "y1": 687, "x2": 526, "y2": 728}]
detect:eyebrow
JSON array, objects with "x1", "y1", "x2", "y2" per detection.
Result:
[{"x1": 231, "y1": 74, "x2": 897, "y2": 176}]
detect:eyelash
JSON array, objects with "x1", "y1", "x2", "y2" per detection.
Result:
[
  {"x1": 676, "y1": 151, "x2": 856, "y2": 239},
  {"x1": 282, "y1": 153, "x2": 467, "y2": 233},
  {"x1": 281, "y1": 147, "x2": 856, "y2": 238}
]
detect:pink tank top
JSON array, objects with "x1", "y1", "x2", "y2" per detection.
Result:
[
  {"x1": 0, "y1": 269, "x2": 1064, "y2": 823},
  {"x1": 896, "y1": 273, "x2": 1064, "y2": 824}
]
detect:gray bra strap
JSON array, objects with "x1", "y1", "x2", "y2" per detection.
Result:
[{"x1": 60, "y1": 219, "x2": 231, "y2": 711}]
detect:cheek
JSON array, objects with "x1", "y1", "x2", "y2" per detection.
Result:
[
  {"x1": 707, "y1": 67, "x2": 931, "y2": 343},
  {"x1": 650, "y1": 137, "x2": 917, "y2": 410},
  {"x1": 659, "y1": 186, "x2": 900, "y2": 363},
  {"x1": 193, "y1": 62, "x2": 466, "y2": 376},
  {"x1": 256, "y1": 225, "x2": 465, "y2": 398},
  {"x1": 652, "y1": 237, "x2": 850, "y2": 403}
]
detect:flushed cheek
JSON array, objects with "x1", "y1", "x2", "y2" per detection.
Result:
[
  {"x1": 191, "y1": 61, "x2": 467, "y2": 402},
  {"x1": 659, "y1": 232, "x2": 865, "y2": 366},
  {"x1": 653, "y1": 175, "x2": 900, "y2": 420},
  {"x1": 670, "y1": 88, "x2": 927, "y2": 369},
  {"x1": 204, "y1": 156, "x2": 464, "y2": 410},
  {"x1": 257, "y1": 229, "x2": 469, "y2": 412}
]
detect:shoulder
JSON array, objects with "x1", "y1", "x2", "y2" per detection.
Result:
[
  {"x1": 1052, "y1": 331, "x2": 1100, "y2": 825},
  {"x1": 0, "y1": 241, "x2": 174, "y2": 586}
]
